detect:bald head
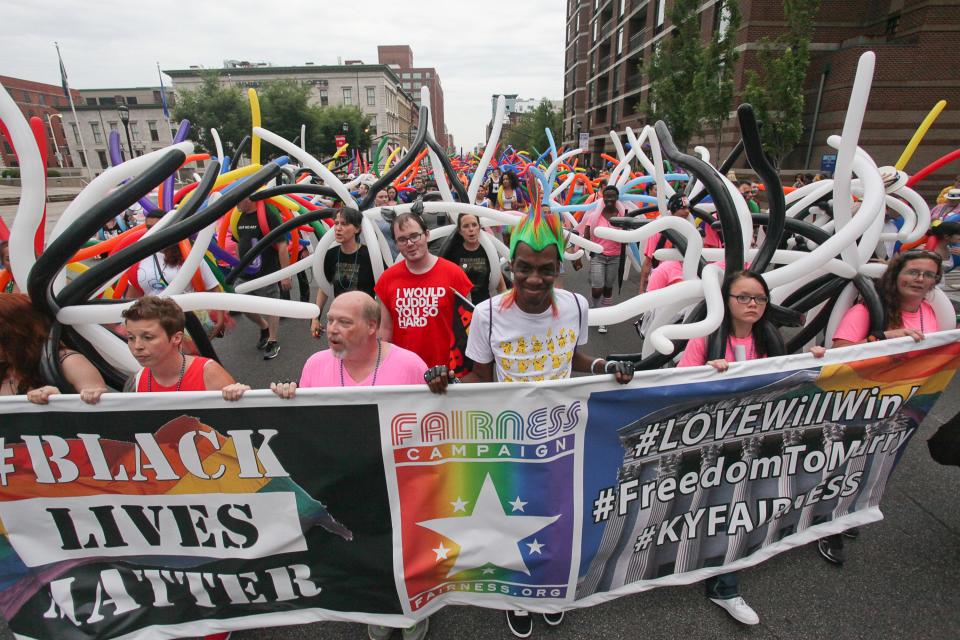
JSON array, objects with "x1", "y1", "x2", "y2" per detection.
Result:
[{"x1": 330, "y1": 291, "x2": 380, "y2": 327}]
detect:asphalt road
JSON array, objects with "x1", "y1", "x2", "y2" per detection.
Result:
[{"x1": 2, "y1": 257, "x2": 958, "y2": 640}]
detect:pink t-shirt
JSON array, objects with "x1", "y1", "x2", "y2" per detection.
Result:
[
  {"x1": 299, "y1": 343, "x2": 428, "y2": 387},
  {"x1": 678, "y1": 334, "x2": 758, "y2": 368},
  {"x1": 647, "y1": 261, "x2": 684, "y2": 292},
  {"x1": 832, "y1": 301, "x2": 937, "y2": 344},
  {"x1": 577, "y1": 202, "x2": 625, "y2": 256}
]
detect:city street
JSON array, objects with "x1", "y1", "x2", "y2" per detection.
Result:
[{"x1": 2, "y1": 263, "x2": 952, "y2": 640}]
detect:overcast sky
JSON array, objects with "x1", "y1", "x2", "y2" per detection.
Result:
[{"x1": 1, "y1": 0, "x2": 565, "y2": 150}]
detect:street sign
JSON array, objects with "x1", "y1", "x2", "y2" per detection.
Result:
[
  {"x1": 335, "y1": 135, "x2": 346, "y2": 149},
  {"x1": 578, "y1": 132, "x2": 590, "y2": 151},
  {"x1": 820, "y1": 153, "x2": 837, "y2": 175}
]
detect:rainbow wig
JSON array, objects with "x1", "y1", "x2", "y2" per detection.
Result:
[{"x1": 509, "y1": 174, "x2": 566, "y2": 260}]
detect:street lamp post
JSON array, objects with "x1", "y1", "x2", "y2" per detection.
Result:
[
  {"x1": 45, "y1": 113, "x2": 65, "y2": 168},
  {"x1": 117, "y1": 104, "x2": 134, "y2": 161}
]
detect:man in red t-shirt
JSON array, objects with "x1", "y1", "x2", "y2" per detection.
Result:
[{"x1": 375, "y1": 212, "x2": 473, "y2": 367}]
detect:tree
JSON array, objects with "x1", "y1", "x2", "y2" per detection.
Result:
[
  {"x1": 741, "y1": 0, "x2": 821, "y2": 165},
  {"x1": 504, "y1": 100, "x2": 564, "y2": 155},
  {"x1": 171, "y1": 71, "x2": 249, "y2": 154},
  {"x1": 694, "y1": 0, "x2": 741, "y2": 157},
  {"x1": 312, "y1": 106, "x2": 374, "y2": 157},
  {"x1": 642, "y1": 0, "x2": 705, "y2": 149},
  {"x1": 258, "y1": 79, "x2": 322, "y2": 157}
]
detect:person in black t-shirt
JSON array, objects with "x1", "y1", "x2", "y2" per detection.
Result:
[
  {"x1": 310, "y1": 208, "x2": 377, "y2": 338},
  {"x1": 234, "y1": 197, "x2": 291, "y2": 359},
  {"x1": 443, "y1": 213, "x2": 505, "y2": 305}
]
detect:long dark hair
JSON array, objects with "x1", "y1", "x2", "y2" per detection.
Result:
[
  {"x1": 881, "y1": 251, "x2": 942, "y2": 329},
  {"x1": 718, "y1": 270, "x2": 782, "y2": 358},
  {"x1": 0, "y1": 293, "x2": 51, "y2": 393}
]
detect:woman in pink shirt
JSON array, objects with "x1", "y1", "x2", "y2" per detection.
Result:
[
  {"x1": 829, "y1": 251, "x2": 942, "y2": 347},
  {"x1": 678, "y1": 270, "x2": 783, "y2": 372},
  {"x1": 676, "y1": 270, "x2": 788, "y2": 626}
]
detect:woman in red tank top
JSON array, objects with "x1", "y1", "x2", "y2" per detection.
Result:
[
  {"x1": 122, "y1": 297, "x2": 246, "y2": 398},
  {"x1": 121, "y1": 297, "x2": 248, "y2": 640}
]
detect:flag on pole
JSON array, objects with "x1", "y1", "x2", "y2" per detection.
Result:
[
  {"x1": 57, "y1": 46, "x2": 70, "y2": 99},
  {"x1": 157, "y1": 63, "x2": 169, "y2": 118}
]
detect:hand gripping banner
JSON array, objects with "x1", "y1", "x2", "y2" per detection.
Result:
[{"x1": 0, "y1": 333, "x2": 957, "y2": 639}]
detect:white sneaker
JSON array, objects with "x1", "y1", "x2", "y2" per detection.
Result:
[
  {"x1": 598, "y1": 324, "x2": 608, "y2": 334},
  {"x1": 709, "y1": 596, "x2": 759, "y2": 625}
]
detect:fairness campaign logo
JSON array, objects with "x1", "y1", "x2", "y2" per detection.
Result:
[{"x1": 395, "y1": 450, "x2": 575, "y2": 611}]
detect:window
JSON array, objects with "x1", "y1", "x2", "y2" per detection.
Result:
[
  {"x1": 99, "y1": 96, "x2": 116, "y2": 105},
  {"x1": 108, "y1": 121, "x2": 119, "y2": 132},
  {"x1": 343, "y1": 87, "x2": 352, "y2": 105},
  {"x1": 130, "y1": 122, "x2": 140, "y2": 141},
  {"x1": 367, "y1": 86, "x2": 376, "y2": 106},
  {"x1": 97, "y1": 150, "x2": 108, "y2": 167},
  {"x1": 620, "y1": 0, "x2": 626, "y2": 15},
  {"x1": 78, "y1": 150, "x2": 87, "y2": 167},
  {"x1": 38, "y1": 94, "x2": 46, "y2": 106},
  {"x1": 148, "y1": 120, "x2": 160, "y2": 142},
  {"x1": 85, "y1": 98, "x2": 97, "y2": 106},
  {"x1": 90, "y1": 122, "x2": 103, "y2": 144},
  {"x1": 593, "y1": 19, "x2": 598, "y2": 42},
  {"x1": 153, "y1": 90, "x2": 162, "y2": 103},
  {"x1": 70, "y1": 123, "x2": 80, "y2": 145},
  {"x1": 413, "y1": 72, "x2": 423, "y2": 79},
  {"x1": 126, "y1": 96, "x2": 138, "y2": 105},
  {"x1": 319, "y1": 89, "x2": 328, "y2": 106},
  {"x1": 655, "y1": 0, "x2": 666, "y2": 27},
  {"x1": 617, "y1": 27, "x2": 624, "y2": 54},
  {"x1": 576, "y1": 10, "x2": 580, "y2": 30}
]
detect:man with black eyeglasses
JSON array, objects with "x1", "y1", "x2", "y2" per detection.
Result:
[{"x1": 375, "y1": 211, "x2": 473, "y2": 368}]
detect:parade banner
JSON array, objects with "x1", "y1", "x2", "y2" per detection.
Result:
[{"x1": 0, "y1": 333, "x2": 957, "y2": 639}]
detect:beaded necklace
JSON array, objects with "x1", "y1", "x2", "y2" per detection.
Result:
[
  {"x1": 340, "y1": 338, "x2": 382, "y2": 387},
  {"x1": 147, "y1": 353, "x2": 186, "y2": 392},
  {"x1": 336, "y1": 245, "x2": 360, "y2": 291}
]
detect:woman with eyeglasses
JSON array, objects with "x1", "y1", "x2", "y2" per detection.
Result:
[
  {"x1": 676, "y1": 270, "x2": 785, "y2": 625},
  {"x1": 678, "y1": 270, "x2": 781, "y2": 372},
  {"x1": 810, "y1": 250, "x2": 942, "y2": 567},
  {"x1": 829, "y1": 251, "x2": 942, "y2": 348}
]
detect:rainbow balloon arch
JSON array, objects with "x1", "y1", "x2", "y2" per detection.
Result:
[{"x1": 0, "y1": 50, "x2": 957, "y2": 390}]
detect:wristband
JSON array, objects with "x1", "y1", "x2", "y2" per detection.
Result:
[
  {"x1": 868, "y1": 330, "x2": 885, "y2": 342},
  {"x1": 591, "y1": 358, "x2": 604, "y2": 374}
]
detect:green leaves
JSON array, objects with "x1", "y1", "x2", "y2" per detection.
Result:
[
  {"x1": 172, "y1": 71, "x2": 249, "y2": 155},
  {"x1": 643, "y1": 0, "x2": 739, "y2": 151},
  {"x1": 504, "y1": 99, "x2": 564, "y2": 155},
  {"x1": 172, "y1": 73, "x2": 373, "y2": 161},
  {"x1": 741, "y1": 0, "x2": 821, "y2": 165}
]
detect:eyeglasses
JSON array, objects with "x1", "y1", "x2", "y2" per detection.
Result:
[
  {"x1": 512, "y1": 263, "x2": 559, "y2": 278},
  {"x1": 395, "y1": 232, "x2": 424, "y2": 246},
  {"x1": 730, "y1": 294, "x2": 768, "y2": 305},
  {"x1": 901, "y1": 268, "x2": 939, "y2": 281}
]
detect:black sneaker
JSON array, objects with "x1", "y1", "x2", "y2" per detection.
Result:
[
  {"x1": 506, "y1": 610, "x2": 532, "y2": 638},
  {"x1": 542, "y1": 611, "x2": 565, "y2": 626},
  {"x1": 263, "y1": 341, "x2": 280, "y2": 360},
  {"x1": 842, "y1": 526, "x2": 860, "y2": 540},
  {"x1": 817, "y1": 535, "x2": 845, "y2": 565},
  {"x1": 256, "y1": 328, "x2": 270, "y2": 350}
]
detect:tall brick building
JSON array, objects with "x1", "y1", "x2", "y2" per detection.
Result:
[
  {"x1": 377, "y1": 45, "x2": 450, "y2": 150},
  {"x1": 0, "y1": 75, "x2": 82, "y2": 170},
  {"x1": 563, "y1": 0, "x2": 960, "y2": 194}
]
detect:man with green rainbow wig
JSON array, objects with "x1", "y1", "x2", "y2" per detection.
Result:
[{"x1": 425, "y1": 204, "x2": 633, "y2": 636}]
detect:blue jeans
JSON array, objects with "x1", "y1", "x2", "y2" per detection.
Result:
[{"x1": 704, "y1": 572, "x2": 740, "y2": 599}]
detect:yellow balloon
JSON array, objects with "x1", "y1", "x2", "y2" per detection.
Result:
[
  {"x1": 179, "y1": 164, "x2": 261, "y2": 208},
  {"x1": 248, "y1": 88, "x2": 262, "y2": 166},
  {"x1": 895, "y1": 99, "x2": 947, "y2": 171},
  {"x1": 383, "y1": 145, "x2": 403, "y2": 172}
]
